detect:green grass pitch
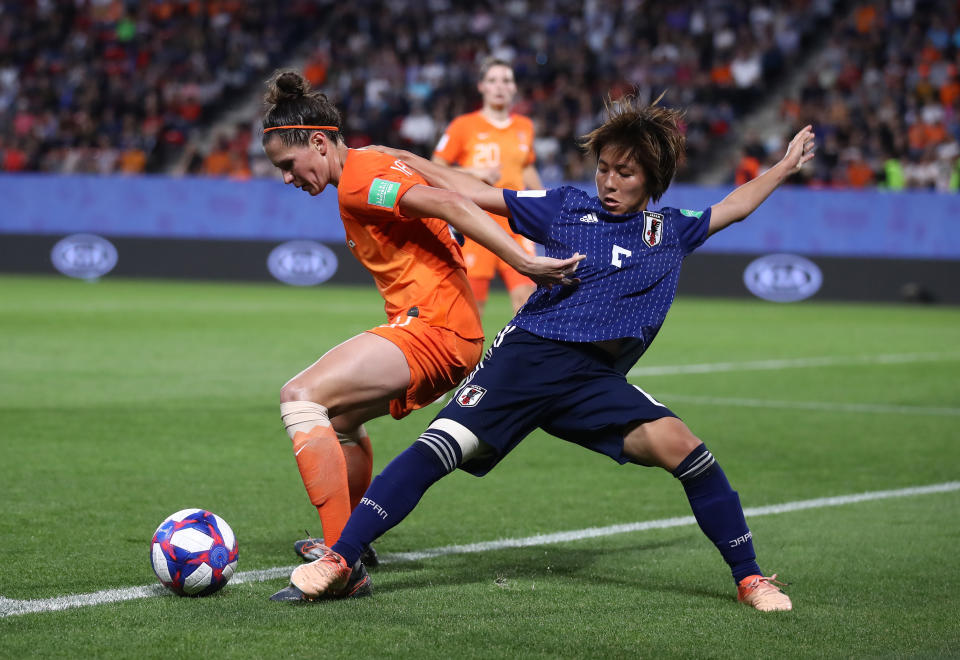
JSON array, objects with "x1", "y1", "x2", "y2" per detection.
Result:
[{"x1": 1, "y1": 275, "x2": 958, "y2": 658}]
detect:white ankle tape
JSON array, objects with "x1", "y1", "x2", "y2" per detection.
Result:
[
  {"x1": 280, "y1": 401, "x2": 330, "y2": 440},
  {"x1": 336, "y1": 425, "x2": 368, "y2": 446}
]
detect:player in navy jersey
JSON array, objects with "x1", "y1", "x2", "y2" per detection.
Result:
[{"x1": 271, "y1": 95, "x2": 816, "y2": 611}]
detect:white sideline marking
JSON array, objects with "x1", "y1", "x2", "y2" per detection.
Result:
[
  {"x1": 659, "y1": 394, "x2": 960, "y2": 417},
  {"x1": 627, "y1": 351, "x2": 960, "y2": 377},
  {"x1": 384, "y1": 481, "x2": 960, "y2": 561},
  {"x1": 2, "y1": 481, "x2": 958, "y2": 618}
]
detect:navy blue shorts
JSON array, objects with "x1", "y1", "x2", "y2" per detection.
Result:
[{"x1": 435, "y1": 326, "x2": 677, "y2": 476}]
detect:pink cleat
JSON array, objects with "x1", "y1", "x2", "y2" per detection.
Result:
[
  {"x1": 737, "y1": 574, "x2": 792, "y2": 612},
  {"x1": 270, "y1": 545, "x2": 372, "y2": 602}
]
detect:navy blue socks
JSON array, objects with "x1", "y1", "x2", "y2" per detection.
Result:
[
  {"x1": 332, "y1": 427, "x2": 462, "y2": 566},
  {"x1": 672, "y1": 443, "x2": 762, "y2": 583}
]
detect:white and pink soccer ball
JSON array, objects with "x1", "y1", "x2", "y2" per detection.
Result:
[{"x1": 150, "y1": 509, "x2": 238, "y2": 597}]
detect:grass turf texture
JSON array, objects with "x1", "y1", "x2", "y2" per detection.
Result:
[{"x1": 1, "y1": 275, "x2": 958, "y2": 658}]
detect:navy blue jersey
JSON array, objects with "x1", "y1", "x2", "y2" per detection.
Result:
[{"x1": 503, "y1": 186, "x2": 710, "y2": 372}]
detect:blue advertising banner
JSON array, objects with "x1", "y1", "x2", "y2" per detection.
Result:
[{"x1": 2, "y1": 175, "x2": 958, "y2": 259}]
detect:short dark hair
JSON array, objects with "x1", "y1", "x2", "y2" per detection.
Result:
[
  {"x1": 579, "y1": 93, "x2": 686, "y2": 203},
  {"x1": 478, "y1": 56, "x2": 514, "y2": 81},
  {"x1": 262, "y1": 69, "x2": 342, "y2": 147}
]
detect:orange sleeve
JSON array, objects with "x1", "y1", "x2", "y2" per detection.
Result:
[
  {"x1": 338, "y1": 150, "x2": 427, "y2": 221},
  {"x1": 433, "y1": 116, "x2": 469, "y2": 164}
]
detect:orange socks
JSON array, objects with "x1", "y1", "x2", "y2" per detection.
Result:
[
  {"x1": 280, "y1": 402, "x2": 376, "y2": 546},
  {"x1": 340, "y1": 433, "x2": 374, "y2": 511},
  {"x1": 290, "y1": 426, "x2": 352, "y2": 547}
]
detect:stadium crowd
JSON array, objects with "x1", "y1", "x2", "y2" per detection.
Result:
[
  {"x1": 0, "y1": 0, "x2": 320, "y2": 175},
  {"x1": 754, "y1": 0, "x2": 960, "y2": 191},
  {"x1": 240, "y1": 0, "x2": 832, "y2": 183},
  {"x1": 3, "y1": 1, "x2": 958, "y2": 191}
]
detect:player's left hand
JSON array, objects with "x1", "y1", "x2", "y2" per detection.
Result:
[
  {"x1": 781, "y1": 125, "x2": 815, "y2": 171},
  {"x1": 520, "y1": 252, "x2": 584, "y2": 287}
]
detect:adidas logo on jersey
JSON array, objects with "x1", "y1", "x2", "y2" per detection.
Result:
[{"x1": 579, "y1": 213, "x2": 599, "y2": 223}]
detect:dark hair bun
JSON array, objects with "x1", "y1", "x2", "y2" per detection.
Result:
[{"x1": 265, "y1": 70, "x2": 309, "y2": 106}]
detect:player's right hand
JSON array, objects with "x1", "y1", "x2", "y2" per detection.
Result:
[
  {"x1": 476, "y1": 166, "x2": 501, "y2": 185},
  {"x1": 520, "y1": 252, "x2": 585, "y2": 287}
]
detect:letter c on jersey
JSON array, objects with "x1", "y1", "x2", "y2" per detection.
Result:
[{"x1": 611, "y1": 245, "x2": 633, "y2": 268}]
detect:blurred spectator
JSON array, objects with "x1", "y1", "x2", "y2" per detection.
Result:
[
  {"x1": 735, "y1": 138, "x2": 765, "y2": 185},
  {"x1": 398, "y1": 101, "x2": 438, "y2": 152}
]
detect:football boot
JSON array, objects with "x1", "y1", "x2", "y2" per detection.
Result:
[
  {"x1": 737, "y1": 574, "x2": 792, "y2": 611},
  {"x1": 295, "y1": 535, "x2": 379, "y2": 568},
  {"x1": 270, "y1": 551, "x2": 372, "y2": 602}
]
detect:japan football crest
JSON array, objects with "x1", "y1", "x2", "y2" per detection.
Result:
[
  {"x1": 642, "y1": 211, "x2": 664, "y2": 247},
  {"x1": 456, "y1": 385, "x2": 486, "y2": 407}
]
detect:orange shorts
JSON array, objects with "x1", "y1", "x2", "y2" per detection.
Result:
[
  {"x1": 462, "y1": 233, "x2": 536, "y2": 303},
  {"x1": 366, "y1": 318, "x2": 484, "y2": 420}
]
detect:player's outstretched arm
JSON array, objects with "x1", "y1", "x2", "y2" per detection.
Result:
[
  {"x1": 370, "y1": 146, "x2": 510, "y2": 216},
  {"x1": 432, "y1": 155, "x2": 501, "y2": 186},
  {"x1": 399, "y1": 184, "x2": 582, "y2": 286},
  {"x1": 707, "y1": 126, "x2": 815, "y2": 236}
]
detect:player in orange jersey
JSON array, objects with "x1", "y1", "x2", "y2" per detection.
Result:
[
  {"x1": 433, "y1": 57, "x2": 543, "y2": 315},
  {"x1": 260, "y1": 70, "x2": 582, "y2": 559}
]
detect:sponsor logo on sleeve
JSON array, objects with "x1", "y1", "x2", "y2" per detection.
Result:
[
  {"x1": 517, "y1": 190, "x2": 547, "y2": 197},
  {"x1": 50, "y1": 233, "x2": 118, "y2": 280},
  {"x1": 267, "y1": 240, "x2": 338, "y2": 286},
  {"x1": 680, "y1": 208, "x2": 703, "y2": 218},
  {"x1": 367, "y1": 178, "x2": 402, "y2": 209},
  {"x1": 642, "y1": 211, "x2": 664, "y2": 247},
  {"x1": 743, "y1": 253, "x2": 822, "y2": 302}
]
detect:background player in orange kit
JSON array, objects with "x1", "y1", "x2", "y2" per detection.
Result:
[
  {"x1": 260, "y1": 70, "x2": 582, "y2": 559},
  {"x1": 433, "y1": 58, "x2": 543, "y2": 315}
]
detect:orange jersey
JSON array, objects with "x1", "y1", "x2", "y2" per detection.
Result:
[
  {"x1": 434, "y1": 111, "x2": 536, "y2": 191},
  {"x1": 336, "y1": 149, "x2": 483, "y2": 341},
  {"x1": 434, "y1": 112, "x2": 537, "y2": 297}
]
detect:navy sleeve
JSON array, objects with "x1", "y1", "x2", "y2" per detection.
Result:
[
  {"x1": 671, "y1": 206, "x2": 711, "y2": 253},
  {"x1": 502, "y1": 187, "x2": 566, "y2": 244}
]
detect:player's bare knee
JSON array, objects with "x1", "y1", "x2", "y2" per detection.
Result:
[
  {"x1": 624, "y1": 417, "x2": 700, "y2": 469},
  {"x1": 280, "y1": 380, "x2": 312, "y2": 404},
  {"x1": 653, "y1": 417, "x2": 701, "y2": 469}
]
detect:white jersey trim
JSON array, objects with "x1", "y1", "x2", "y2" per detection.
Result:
[{"x1": 429, "y1": 418, "x2": 481, "y2": 462}]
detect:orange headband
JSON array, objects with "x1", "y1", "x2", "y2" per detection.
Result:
[{"x1": 263, "y1": 124, "x2": 339, "y2": 133}]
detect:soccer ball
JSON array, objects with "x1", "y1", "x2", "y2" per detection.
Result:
[{"x1": 150, "y1": 508, "x2": 239, "y2": 597}]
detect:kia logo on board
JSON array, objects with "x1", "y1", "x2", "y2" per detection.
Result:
[
  {"x1": 50, "y1": 234, "x2": 118, "y2": 280},
  {"x1": 743, "y1": 254, "x2": 822, "y2": 302},
  {"x1": 267, "y1": 240, "x2": 338, "y2": 286}
]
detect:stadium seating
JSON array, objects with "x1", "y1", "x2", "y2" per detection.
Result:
[
  {"x1": 768, "y1": 0, "x2": 960, "y2": 191},
  {"x1": 0, "y1": 0, "x2": 321, "y2": 175},
  {"x1": 3, "y1": 1, "x2": 957, "y2": 190}
]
